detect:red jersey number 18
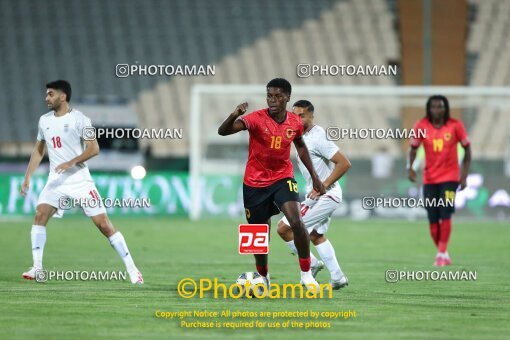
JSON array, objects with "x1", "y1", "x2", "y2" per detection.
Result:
[{"x1": 51, "y1": 136, "x2": 62, "y2": 148}]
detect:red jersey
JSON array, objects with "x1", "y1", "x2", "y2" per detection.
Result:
[
  {"x1": 410, "y1": 117, "x2": 470, "y2": 184},
  {"x1": 240, "y1": 108, "x2": 304, "y2": 187}
]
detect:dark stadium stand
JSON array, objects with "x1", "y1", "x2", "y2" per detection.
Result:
[
  {"x1": 0, "y1": 0, "x2": 340, "y2": 143},
  {"x1": 1, "y1": 0, "x2": 508, "y2": 159}
]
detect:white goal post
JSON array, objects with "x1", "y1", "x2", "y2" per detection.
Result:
[{"x1": 189, "y1": 85, "x2": 510, "y2": 220}]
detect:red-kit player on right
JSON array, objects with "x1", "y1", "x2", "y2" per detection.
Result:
[
  {"x1": 408, "y1": 95, "x2": 472, "y2": 266},
  {"x1": 218, "y1": 78, "x2": 326, "y2": 291}
]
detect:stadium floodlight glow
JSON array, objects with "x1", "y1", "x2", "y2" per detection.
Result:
[
  {"x1": 130, "y1": 165, "x2": 146, "y2": 180},
  {"x1": 189, "y1": 85, "x2": 510, "y2": 220}
]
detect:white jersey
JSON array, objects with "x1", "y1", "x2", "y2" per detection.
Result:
[
  {"x1": 297, "y1": 125, "x2": 342, "y2": 200},
  {"x1": 37, "y1": 109, "x2": 93, "y2": 185}
]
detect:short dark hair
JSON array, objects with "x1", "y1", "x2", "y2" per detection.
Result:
[
  {"x1": 293, "y1": 100, "x2": 314, "y2": 113},
  {"x1": 46, "y1": 80, "x2": 72, "y2": 102},
  {"x1": 266, "y1": 78, "x2": 291, "y2": 95},
  {"x1": 426, "y1": 95, "x2": 450, "y2": 121}
]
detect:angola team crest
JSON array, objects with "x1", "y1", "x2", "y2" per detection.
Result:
[{"x1": 285, "y1": 128, "x2": 296, "y2": 139}]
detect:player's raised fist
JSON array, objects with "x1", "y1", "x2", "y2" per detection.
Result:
[{"x1": 233, "y1": 102, "x2": 248, "y2": 117}]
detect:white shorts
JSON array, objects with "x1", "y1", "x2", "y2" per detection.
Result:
[
  {"x1": 279, "y1": 194, "x2": 341, "y2": 235},
  {"x1": 37, "y1": 180, "x2": 106, "y2": 218}
]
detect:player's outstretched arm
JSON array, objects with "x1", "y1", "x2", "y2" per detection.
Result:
[
  {"x1": 217, "y1": 102, "x2": 248, "y2": 136},
  {"x1": 459, "y1": 145, "x2": 471, "y2": 190},
  {"x1": 407, "y1": 146, "x2": 418, "y2": 182},
  {"x1": 55, "y1": 139, "x2": 99, "y2": 174},
  {"x1": 293, "y1": 137, "x2": 325, "y2": 196},
  {"x1": 21, "y1": 140, "x2": 46, "y2": 196}
]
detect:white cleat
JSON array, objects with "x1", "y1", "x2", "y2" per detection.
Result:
[
  {"x1": 311, "y1": 260, "x2": 325, "y2": 278},
  {"x1": 22, "y1": 267, "x2": 38, "y2": 280},
  {"x1": 330, "y1": 276, "x2": 349, "y2": 290},
  {"x1": 300, "y1": 271, "x2": 320, "y2": 292},
  {"x1": 23, "y1": 267, "x2": 48, "y2": 282},
  {"x1": 128, "y1": 269, "x2": 144, "y2": 285}
]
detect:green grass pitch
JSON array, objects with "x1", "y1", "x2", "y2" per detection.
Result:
[{"x1": 0, "y1": 216, "x2": 508, "y2": 339}]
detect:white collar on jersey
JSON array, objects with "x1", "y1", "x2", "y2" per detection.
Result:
[
  {"x1": 304, "y1": 124, "x2": 318, "y2": 135},
  {"x1": 53, "y1": 107, "x2": 73, "y2": 117}
]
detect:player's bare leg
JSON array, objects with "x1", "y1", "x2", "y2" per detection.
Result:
[
  {"x1": 277, "y1": 221, "x2": 322, "y2": 276},
  {"x1": 253, "y1": 218, "x2": 271, "y2": 286},
  {"x1": 22, "y1": 204, "x2": 56, "y2": 280},
  {"x1": 91, "y1": 213, "x2": 117, "y2": 237},
  {"x1": 279, "y1": 202, "x2": 310, "y2": 257},
  {"x1": 34, "y1": 203, "x2": 56, "y2": 226},
  {"x1": 279, "y1": 201, "x2": 319, "y2": 290},
  {"x1": 91, "y1": 213, "x2": 143, "y2": 284}
]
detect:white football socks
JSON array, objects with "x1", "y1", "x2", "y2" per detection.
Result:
[
  {"x1": 31, "y1": 225, "x2": 46, "y2": 269},
  {"x1": 285, "y1": 240, "x2": 318, "y2": 267},
  {"x1": 315, "y1": 240, "x2": 344, "y2": 281},
  {"x1": 108, "y1": 232, "x2": 136, "y2": 272}
]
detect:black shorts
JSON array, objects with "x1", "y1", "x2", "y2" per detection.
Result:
[
  {"x1": 243, "y1": 178, "x2": 299, "y2": 223},
  {"x1": 422, "y1": 181, "x2": 458, "y2": 223}
]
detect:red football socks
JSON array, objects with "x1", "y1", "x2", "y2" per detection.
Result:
[
  {"x1": 429, "y1": 222, "x2": 439, "y2": 247},
  {"x1": 256, "y1": 264, "x2": 268, "y2": 277},
  {"x1": 437, "y1": 218, "x2": 452, "y2": 253},
  {"x1": 299, "y1": 257, "x2": 311, "y2": 272}
]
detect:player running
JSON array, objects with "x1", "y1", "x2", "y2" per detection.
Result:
[
  {"x1": 218, "y1": 78, "x2": 325, "y2": 290},
  {"x1": 20, "y1": 80, "x2": 143, "y2": 284},
  {"x1": 408, "y1": 95, "x2": 471, "y2": 266},
  {"x1": 277, "y1": 100, "x2": 351, "y2": 289}
]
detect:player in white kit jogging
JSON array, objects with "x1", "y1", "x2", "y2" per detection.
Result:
[
  {"x1": 277, "y1": 100, "x2": 351, "y2": 289},
  {"x1": 20, "y1": 80, "x2": 143, "y2": 284}
]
